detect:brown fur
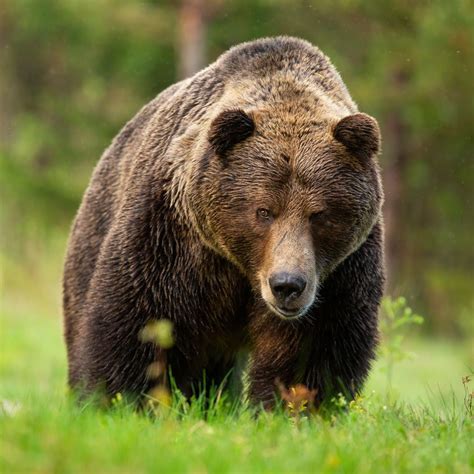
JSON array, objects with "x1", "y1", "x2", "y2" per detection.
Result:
[{"x1": 63, "y1": 36, "x2": 384, "y2": 407}]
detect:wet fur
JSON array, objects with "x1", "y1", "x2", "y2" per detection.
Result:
[{"x1": 63, "y1": 36, "x2": 385, "y2": 407}]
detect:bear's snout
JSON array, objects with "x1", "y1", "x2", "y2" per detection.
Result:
[
  {"x1": 269, "y1": 272, "x2": 307, "y2": 307},
  {"x1": 258, "y1": 223, "x2": 318, "y2": 320},
  {"x1": 264, "y1": 268, "x2": 314, "y2": 319},
  {"x1": 260, "y1": 261, "x2": 317, "y2": 320}
]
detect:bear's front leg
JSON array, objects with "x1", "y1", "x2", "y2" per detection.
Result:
[{"x1": 247, "y1": 313, "x2": 309, "y2": 409}]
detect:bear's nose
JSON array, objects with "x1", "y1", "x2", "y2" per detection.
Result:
[{"x1": 269, "y1": 272, "x2": 307, "y2": 305}]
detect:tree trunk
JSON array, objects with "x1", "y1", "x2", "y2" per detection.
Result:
[{"x1": 177, "y1": 0, "x2": 207, "y2": 79}]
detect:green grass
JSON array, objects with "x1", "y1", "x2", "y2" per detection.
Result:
[{"x1": 1, "y1": 248, "x2": 473, "y2": 473}]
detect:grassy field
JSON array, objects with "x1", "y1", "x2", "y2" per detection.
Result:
[{"x1": 1, "y1": 247, "x2": 473, "y2": 473}]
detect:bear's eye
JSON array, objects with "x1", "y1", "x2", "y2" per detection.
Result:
[
  {"x1": 310, "y1": 210, "x2": 326, "y2": 224},
  {"x1": 256, "y1": 208, "x2": 273, "y2": 222}
]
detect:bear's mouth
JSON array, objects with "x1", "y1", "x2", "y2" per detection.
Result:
[{"x1": 268, "y1": 302, "x2": 308, "y2": 320}]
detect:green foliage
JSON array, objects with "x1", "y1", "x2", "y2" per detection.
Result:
[
  {"x1": 1, "y1": 304, "x2": 473, "y2": 473},
  {"x1": 2, "y1": 390, "x2": 472, "y2": 474}
]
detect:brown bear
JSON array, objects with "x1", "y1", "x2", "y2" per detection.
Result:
[{"x1": 63, "y1": 36, "x2": 384, "y2": 408}]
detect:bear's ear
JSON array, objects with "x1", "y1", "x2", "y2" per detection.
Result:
[
  {"x1": 208, "y1": 109, "x2": 255, "y2": 157},
  {"x1": 333, "y1": 113, "x2": 381, "y2": 162}
]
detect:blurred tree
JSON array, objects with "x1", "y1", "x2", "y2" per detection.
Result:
[{"x1": 178, "y1": 0, "x2": 207, "y2": 78}]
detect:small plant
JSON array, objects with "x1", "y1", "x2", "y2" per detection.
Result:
[
  {"x1": 139, "y1": 318, "x2": 175, "y2": 415},
  {"x1": 110, "y1": 392, "x2": 124, "y2": 407},
  {"x1": 379, "y1": 296, "x2": 424, "y2": 396},
  {"x1": 331, "y1": 392, "x2": 348, "y2": 409},
  {"x1": 139, "y1": 319, "x2": 174, "y2": 348},
  {"x1": 348, "y1": 394, "x2": 367, "y2": 414},
  {"x1": 276, "y1": 380, "x2": 317, "y2": 426},
  {"x1": 462, "y1": 375, "x2": 473, "y2": 418}
]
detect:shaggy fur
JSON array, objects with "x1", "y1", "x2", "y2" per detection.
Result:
[{"x1": 63, "y1": 36, "x2": 385, "y2": 407}]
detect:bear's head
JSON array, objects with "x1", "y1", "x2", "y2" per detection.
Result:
[{"x1": 187, "y1": 96, "x2": 383, "y2": 320}]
